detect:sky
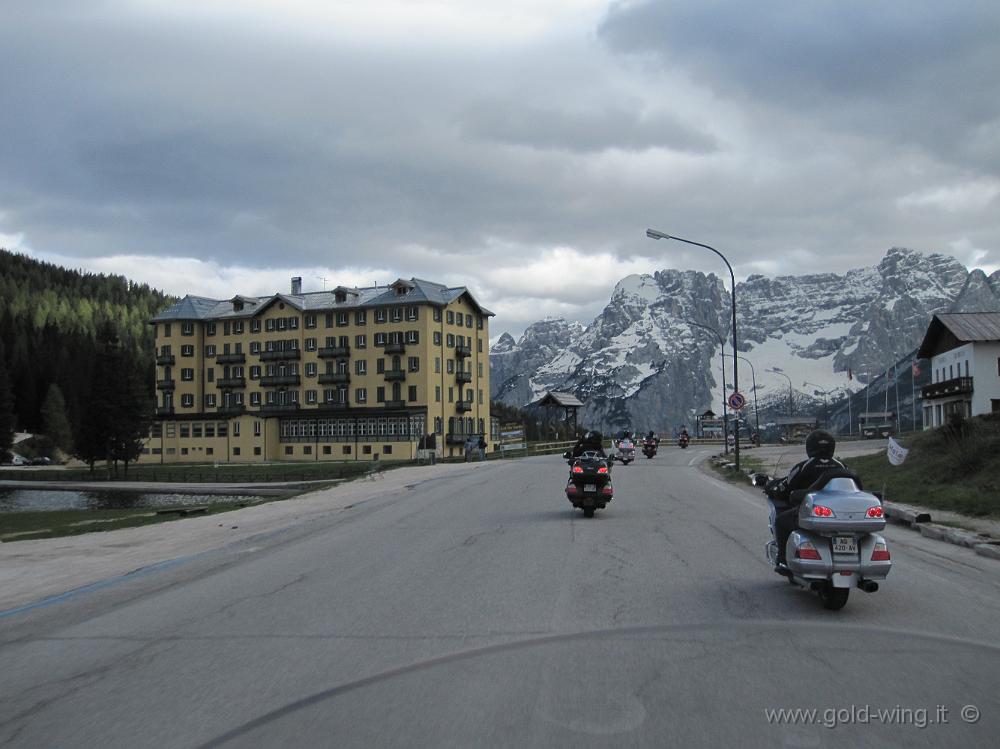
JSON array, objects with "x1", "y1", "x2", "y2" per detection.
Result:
[{"x1": 2, "y1": 0, "x2": 999, "y2": 339}]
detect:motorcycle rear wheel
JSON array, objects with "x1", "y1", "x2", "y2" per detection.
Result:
[
  {"x1": 818, "y1": 584, "x2": 850, "y2": 610},
  {"x1": 583, "y1": 508, "x2": 595, "y2": 518}
]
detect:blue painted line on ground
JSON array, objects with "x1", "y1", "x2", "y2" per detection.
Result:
[{"x1": 0, "y1": 549, "x2": 214, "y2": 620}]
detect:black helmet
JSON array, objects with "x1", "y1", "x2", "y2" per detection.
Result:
[{"x1": 805, "y1": 429, "x2": 835, "y2": 459}]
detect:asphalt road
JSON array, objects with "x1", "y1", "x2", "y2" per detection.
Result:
[{"x1": 1, "y1": 448, "x2": 998, "y2": 748}]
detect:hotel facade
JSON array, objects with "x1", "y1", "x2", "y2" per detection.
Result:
[{"x1": 142, "y1": 277, "x2": 495, "y2": 463}]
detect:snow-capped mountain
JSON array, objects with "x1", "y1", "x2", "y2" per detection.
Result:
[{"x1": 490, "y1": 248, "x2": 1000, "y2": 434}]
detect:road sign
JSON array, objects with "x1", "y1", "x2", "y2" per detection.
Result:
[{"x1": 728, "y1": 391, "x2": 747, "y2": 410}]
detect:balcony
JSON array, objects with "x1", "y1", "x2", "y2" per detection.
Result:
[
  {"x1": 155, "y1": 354, "x2": 175, "y2": 366},
  {"x1": 455, "y1": 344, "x2": 472, "y2": 358},
  {"x1": 383, "y1": 399, "x2": 406, "y2": 409},
  {"x1": 456, "y1": 371, "x2": 472, "y2": 384},
  {"x1": 216, "y1": 377, "x2": 247, "y2": 389},
  {"x1": 385, "y1": 341, "x2": 406, "y2": 355},
  {"x1": 260, "y1": 375, "x2": 301, "y2": 387},
  {"x1": 922, "y1": 376, "x2": 974, "y2": 400},
  {"x1": 155, "y1": 406, "x2": 175, "y2": 416},
  {"x1": 456, "y1": 400, "x2": 472, "y2": 412},
  {"x1": 217, "y1": 404, "x2": 247, "y2": 415},
  {"x1": 322, "y1": 400, "x2": 351, "y2": 410},
  {"x1": 318, "y1": 372, "x2": 351, "y2": 385},
  {"x1": 216, "y1": 353, "x2": 246, "y2": 365},
  {"x1": 445, "y1": 433, "x2": 470, "y2": 446},
  {"x1": 383, "y1": 369, "x2": 406, "y2": 382},
  {"x1": 260, "y1": 403, "x2": 301, "y2": 413},
  {"x1": 317, "y1": 345, "x2": 350, "y2": 358},
  {"x1": 156, "y1": 379, "x2": 176, "y2": 390},
  {"x1": 260, "y1": 349, "x2": 301, "y2": 361}
]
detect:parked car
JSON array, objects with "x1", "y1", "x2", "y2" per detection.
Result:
[
  {"x1": 29, "y1": 456, "x2": 53, "y2": 466},
  {"x1": 1, "y1": 452, "x2": 29, "y2": 466}
]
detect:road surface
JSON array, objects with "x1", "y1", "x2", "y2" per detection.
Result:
[{"x1": 1, "y1": 448, "x2": 998, "y2": 747}]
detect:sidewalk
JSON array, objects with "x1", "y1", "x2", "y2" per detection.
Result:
[{"x1": 0, "y1": 460, "x2": 494, "y2": 613}]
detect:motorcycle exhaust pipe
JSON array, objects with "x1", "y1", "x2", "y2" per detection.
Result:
[{"x1": 857, "y1": 580, "x2": 879, "y2": 593}]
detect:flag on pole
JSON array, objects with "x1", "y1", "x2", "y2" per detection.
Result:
[
  {"x1": 887, "y1": 437, "x2": 909, "y2": 465},
  {"x1": 912, "y1": 361, "x2": 921, "y2": 377},
  {"x1": 887, "y1": 365, "x2": 895, "y2": 381},
  {"x1": 847, "y1": 368, "x2": 852, "y2": 380}
]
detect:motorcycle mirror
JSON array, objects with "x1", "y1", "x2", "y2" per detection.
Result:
[
  {"x1": 752, "y1": 474, "x2": 770, "y2": 487},
  {"x1": 563, "y1": 450, "x2": 572, "y2": 459}
]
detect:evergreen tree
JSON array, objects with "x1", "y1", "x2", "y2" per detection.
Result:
[
  {"x1": 40, "y1": 383, "x2": 74, "y2": 455},
  {"x1": 0, "y1": 341, "x2": 15, "y2": 454}
]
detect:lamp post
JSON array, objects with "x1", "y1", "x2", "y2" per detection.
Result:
[
  {"x1": 687, "y1": 321, "x2": 729, "y2": 453},
  {"x1": 649, "y1": 229, "x2": 740, "y2": 471},
  {"x1": 768, "y1": 367, "x2": 793, "y2": 417},
  {"x1": 803, "y1": 381, "x2": 832, "y2": 428},
  {"x1": 725, "y1": 353, "x2": 760, "y2": 439}
]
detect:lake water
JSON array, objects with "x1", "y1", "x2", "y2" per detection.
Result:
[{"x1": 0, "y1": 488, "x2": 268, "y2": 512}]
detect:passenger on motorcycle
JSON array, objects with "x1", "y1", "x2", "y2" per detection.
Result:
[
  {"x1": 571, "y1": 430, "x2": 606, "y2": 458},
  {"x1": 765, "y1": 430, "x2": 847, "y2": 566}
]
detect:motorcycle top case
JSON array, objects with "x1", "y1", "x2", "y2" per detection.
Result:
[{"x1": 797, "y1": 478, "x2": 886, "y2": 534}]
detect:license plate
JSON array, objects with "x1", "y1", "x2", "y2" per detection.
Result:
[
  {"x1": 585, "y1": 484, "x2": 596, "y2": 492},
  {"x1": 832, "y1": 536, "x2": 858, "y2": 554}
]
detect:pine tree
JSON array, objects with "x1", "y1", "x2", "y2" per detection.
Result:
[
  {"x1": 41, "y1": 383, "x2": 74, "y2": 456},
  {"x1": 0, "y1": 341, "x2": 15, "y2": 454}
]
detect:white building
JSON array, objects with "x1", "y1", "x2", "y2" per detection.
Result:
[{"x1": 917, "y1": 313, "x2": 1000, "y2": 428}]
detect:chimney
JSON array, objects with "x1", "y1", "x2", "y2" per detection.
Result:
[{"x1": 291, "y1": 276, "x2": 302, "y2": 294}]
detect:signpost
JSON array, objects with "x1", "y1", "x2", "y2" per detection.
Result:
[
  {"x1": 727, "y1": 391, "x2": 747, "y2": 411},
  {"x1": 500, "y1": 423, "x2": 526, "y2": 454}
]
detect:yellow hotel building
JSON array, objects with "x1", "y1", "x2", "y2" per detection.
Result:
[{"x1": 142, "y1": 277, "x2": 495, "y2": 463}]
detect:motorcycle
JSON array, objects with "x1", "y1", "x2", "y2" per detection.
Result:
[
  {"x1": 563, "y1": 450, "x2": 614, "y2": 518},
  {"x1": 677, "y1": 434, "x2": 690, "y2": 449},
  {"x1": 761, "y1": 471, "x2": 892, "y2": 610},
  {"x1": 614, "y1": 438, "x2": 635, "y2": 465},
  {"x1": 642, "y1": 438, "x2": 658, "y2": 459}
]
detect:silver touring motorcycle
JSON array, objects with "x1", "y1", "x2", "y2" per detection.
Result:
[{"x1": 762, "y1": 470, "x2": 893, "y2": 610}]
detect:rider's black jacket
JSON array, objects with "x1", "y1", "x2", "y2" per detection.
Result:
[
  {"x1": 572, "y1": 432, "x2": 606, "y2": 458},
  {"x1": 767, "y1": 456, "x2": 846, "y2": 505}
]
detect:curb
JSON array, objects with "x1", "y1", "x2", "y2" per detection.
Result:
[{"x1": 710, "y1": 456, "x2": 1000, "y2": 561}]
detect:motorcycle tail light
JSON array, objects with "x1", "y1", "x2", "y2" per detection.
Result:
[
  {"x1": 812, "y1": 505, "x2": 834, "y2": 517},
  {"x1": 871, "y1": 542, "x2": 890, "y2": 561},
  {"x1": 565, "y1": 483, "x2": 578, "y2": 494},
  {"x1": 572, "y1": 466, "x2": 583, "y2": 473},
  {"x1": 597, "y1": 466, "x2": 608, "y2": 474},
  {"x1": 601, "y1": 485, "x2": 614, "y2": 495},
  {"x1": 866, "y1": 506, "x2": 884, "y2": 518},
  {"x1": 795, "y1": 542, "x2": 822, "y2": 560}
]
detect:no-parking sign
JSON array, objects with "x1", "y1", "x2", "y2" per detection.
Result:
[{"x1": 727, "y1": 391, "x2": 747, "y2": 410}]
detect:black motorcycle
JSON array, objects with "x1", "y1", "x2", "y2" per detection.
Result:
[
  {"x1": 678, "y1": 434, "x2": 690, "y2": 449},
  {"x1": 642, "y1": 438, "x2": 658, "y2": 459},
  {"x1": 563, "y1": 450, "x2": 614, "y2": 518}
]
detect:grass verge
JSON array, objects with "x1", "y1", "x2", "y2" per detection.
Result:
[
  {"x1": 842, "y1": 414, "x2": 1000, "y2": 518},
  {"x1": 709, "y1": 454, "x2": 766, "y2": 484},
  {"x1": 0, "y1": 488, "x2": 314, "y2": 543}
]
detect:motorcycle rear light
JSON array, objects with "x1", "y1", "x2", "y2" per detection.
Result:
[
  {"x1": 871, "y1": 542, "x2": 890, "y2": 561},
  {"x1": 565, "y1": 484, "x2": 578, "y2": 494},
  {"x1": 601, "y1": 485, "x2": 614, "y2": 495},
  {"x1": 866, "y1": 506, "x2": 884, "y2": 518},
  {"x1": 597, "y1": 466, "x2": 608, "y2": 474},
  {"x1": 812, "y1": 505, "x2": 833, "y2": 517},
  {"x1": 572, "y1": 466, "x2": 583, "y2": 473},
  {"x1": 795, "y1": 543, "x2": 822, "y2": 560}
]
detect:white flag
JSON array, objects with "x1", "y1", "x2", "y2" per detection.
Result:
[{"x1": 887, "y1": 437, "x2": 909, "y2": 466}]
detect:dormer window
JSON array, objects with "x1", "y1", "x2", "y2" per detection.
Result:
[
  {"x1": 335, "y1": 291, "x2": 347, "y2": 303},
  {"x1": 234, "y1": 300, "x2": 244, "y2": 312}
]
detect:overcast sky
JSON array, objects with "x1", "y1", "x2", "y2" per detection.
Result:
[{"x1": 2, "y1": 0, "x2": 998, "y2": 337}]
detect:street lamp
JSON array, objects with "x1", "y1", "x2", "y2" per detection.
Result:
[
  {"x1": 803, "y1": 381, "x2": 831, "y2": 428},
  {"x1": 649, "y1": 229, "x2": 740, "y2": 471},
  {"x1": 687, "y1": 320, "x2": 730, "y2": 453},
  {"x1": 725, "y1": 353, "x2": 760, "y2": 439},
  {"x1": 768, "y1": 367, "x2": 793, "y2": 417}
]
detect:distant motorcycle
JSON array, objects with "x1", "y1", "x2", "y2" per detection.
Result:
[
  {"x1": 677, "y1": 434, "x2": 690, "y2": 449},
  {"x1": 613, "y1": 438, "x2": 635, "y2": 465},
  {"x1": 563, "y1": 450, "x2": 614, "y2": 518},
  {"x1": 761, "y1": 471, "x2": 892, "y2": 610},
  {"x1": 642, "y1": 438, "x2": 658, "y2": 459}
]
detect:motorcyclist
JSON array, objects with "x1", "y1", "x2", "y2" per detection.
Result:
[
  {"x1": 571, "y1": 430, "x2": 606, "y2": 458},
  {"x1": 766, "y1": 430, "x2": 849, "y2": 566},
  {"x1": 645, "y1": 430, "x2": 658, "y2": 445}
]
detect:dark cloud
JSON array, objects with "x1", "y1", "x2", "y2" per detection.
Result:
[{"x1": 598, "y1": 0, "x2": 1000, "y2": 170}]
